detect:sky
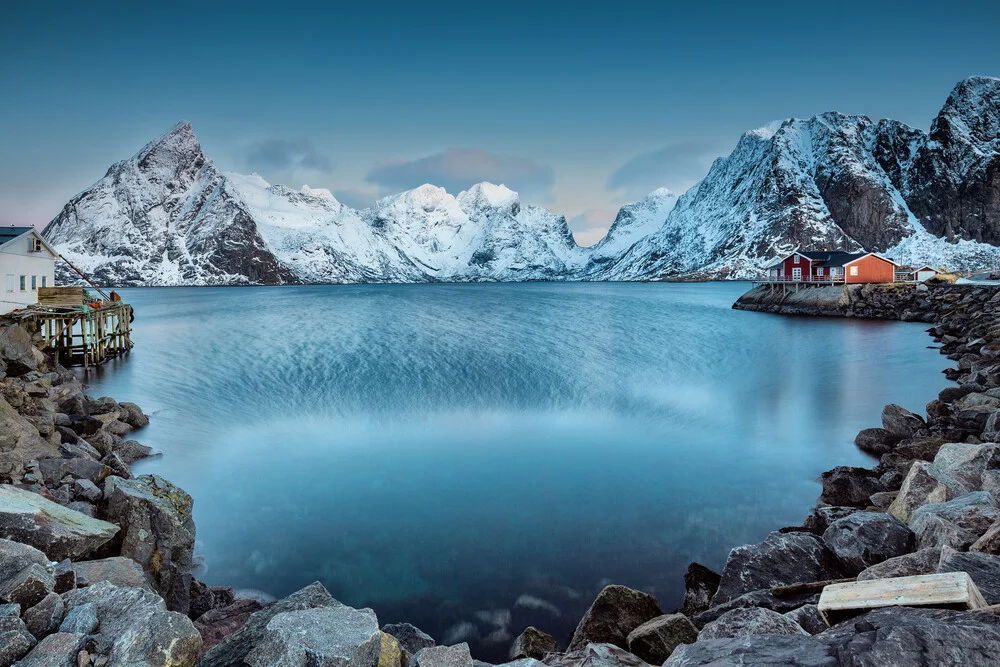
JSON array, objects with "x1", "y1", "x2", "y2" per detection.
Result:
[{"x1": 2, "y1": 1, "x2": 999, "y2": 246}]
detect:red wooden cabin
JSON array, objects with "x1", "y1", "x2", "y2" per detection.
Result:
[{"x1": 764, "y1": 251, "x2": 899, "y2": 284}]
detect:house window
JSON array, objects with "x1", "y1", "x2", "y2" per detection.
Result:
[
  {"x1": 850, "y1": 266, "x2": 859, "y2": 277},
  {"x1": 30, "y1": 276, "x2": 36, "y2": 290},
  {"x1": 792, "y1": 267, "x2": 802, "y2": 280},
  {"x1": 5, "y1": 275, "x2": 13, "y2": 293},
  {"x1": 816, "y1": 267, "x2": 824, "y2": 276},
  {"x1": 19, "y1": 276, "x2": 26, "y2": 291},
  {"x1": 793, "y1": 255, "x2": 800, "y2": 264},
  {"x1": 41, "y1": 276, "x2": 47, "y2": 287}
]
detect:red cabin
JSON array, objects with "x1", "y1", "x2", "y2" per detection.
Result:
[{"x1": 763, "y1": 251, "x2": 899, "y2": 284}]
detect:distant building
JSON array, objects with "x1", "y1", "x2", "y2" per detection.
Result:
[
  {"x1": 763, "y1": 250, "x2": 899, "y2": 284},
  {"x1": 0, "y1": 227, "x2": 58, "y2": 314},
  {"x1": 914, "y1": 265, "x2": 943, "y2": 282}
]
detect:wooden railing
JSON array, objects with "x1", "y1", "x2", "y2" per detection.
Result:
[{"x1": 761, "y1": 275, "x2": 846, "y2": 283}]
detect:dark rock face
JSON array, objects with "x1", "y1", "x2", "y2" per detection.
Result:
[
  {"x1": 881, "y1": 405, "x2": 926, "y2": 439},
  {"x1": 382, "y1": 622, "x2": 436, "y2": 654},
  {"x1": 510, "y1": 627, "x2": 556, "y2": 660},
  {"x1": 909, "y1": 490, "x2": 1000, "y2": 549},
  {"x1": 681, "y1": 563, "x2": 720, "y2": 617},
  {"x1": 854, "y1": 428, "x2": 898, "y2": 456},
  {"x1": 13, "y1": 631, "x2": 82, "y2": 667},
  {"x1": 411, "y1": 643, "x2": 474, "y2": 667},
  {"x1": 821, "y1": 512, "x2": 916, "y2": 574},
  {"x1": 102, "y1": 475, "x2": 195, "y2": 614},
  {"x1": 692, "y1": 589, "x2": 819, "y2": 629},
  {"x1": 0, "y1": 484, "x2": 118, "y2": 562},
  {"x1": 194, "y1": 599, "x2": 265, "y2": 658},
  {"x1": 698, "y1": 607, "x2": 807, "y2": 641},
  {"x1": 542, "y1": 643, "x2": 649, "y2": 667},
  {"x1": 243, "y1": 606, "x2": 381, "y2": 667},
  {"x1": 857, "y1": 547, "x2": 942, "y2": 581},
  {"x1": 712, "y1": 532, "x2": 846, "y2": 604},
  {"x1": 0, "y1": 615, "x2": 36, "y2": 665},
  {"x1": 782, "y1": 605, "x2": 827, "y2": 635},
  {"x1": 936, "y1": 546, "x2": 1000, "y2": 604},
  {"x1": 73, "y1": 557, "x2": 151, "y2": 590},
  {"x1": 567, "y1": 585, "x2": 663, "y2": 652},
  {"x1": 819, "y1": 467, "x2": 885, "y2": 508},
  {"x1": 625, "y1": 614, "x2": 698, "y2": 665}
]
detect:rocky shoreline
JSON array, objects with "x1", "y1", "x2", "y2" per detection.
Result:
[{"x1": 3, "y1": 282, "x2": 1000, "y2": 665}]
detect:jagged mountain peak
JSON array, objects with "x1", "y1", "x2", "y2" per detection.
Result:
[{"x1": 458, "y1": 182, "x2": 520, "y2": 217}]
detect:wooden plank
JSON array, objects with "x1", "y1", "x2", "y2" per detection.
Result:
[
  {"x1": 37, "y1": 286, "x2": 84, "y2": 306},
  {"x1": 818, "y1": 572, "x2": 987, "y2": 625}
]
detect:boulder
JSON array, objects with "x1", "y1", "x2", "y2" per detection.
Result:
[
  {"x1": 194, "y1": 599, "x2": 265, "y2": 658},
  {"x1": 625, "y1": 614, "x2": 698, "y2": 664},
  {"x1": 854, "y1": 428, "x2": 898, "y2": 456},
  {"x1": 201, "y1": 582, "x2": 342, "y2": 667},
  {"x1": 541, "y1": 643, "x2": 648, "y2": 667},
  {"x1": 73, "y1": 557, "x2": 151, "y2": 590},
  {"x1": 800, "y1": 506, "x2": 858, "y2": 534},
  {"x1": 382, "y1": 623, "x2": 435, "y2": 654},
  {"x1": 102, "y1": 475, "x2": 194, "y2": 614},
  {"x1": 0, "y1": 564, "x2": 53, "y2": 610},
  {"x1": 244, "y1": 606, "x2": 381, "y2": 667},
  {"x1": 857, "y1": 547, "x2": 942, "y2": 581},
  {"x1": 909, "y1": 490, "x2": 1000, "y2": 549},
  {"x1": 952, "y1": 392, "x2": 1000, "y2": 429},
  {"x1": 113, "y1": 440, "x2": 156, "y2": 465},
  {"x1": 821, "y1": 511, "x2": 916, "y2": 574},
  {"x1": 52, "y1": 560, "x2": 74, "y2": 595},
  {"x1": 0, "y1": 486, "x2": 118, "y2": 561},
  {"x1": 972, "y1": 519, "x2": 1000, "y2": 554},
  {"x1": 936, "y1": 546, "x2": 1000, "y2": 604},
  {"x1": 782, "y1": 604, "x2": 827, "y2": 635},
  {"x1": 712, "y1": 532, "x2": 845, "y2": 604},
  {"x1": 72, "y1": 479, "x2": 101, "y2": 503},
  {"x1": 58, "y1": 602, "x2": 98, "y2": 634},
  {"x1": 681, "y1": 563, "x2": 720, "y2": 617},
  {"x1": 0, "y1": 616, "x2": 36, "y2": 666},
  {"x1": 117, "y1": 403, "x2": 149, "y2": 429},
  {"x1": 698, "y1": 607, "x2": 807, "y2": 641},
  {"x1": 888, "y1": 461, "x2": 947, "y2": 523},
  {"x1": 666, "y1": 635, "x2": 830, "y2": 666},
  {"x1": 882, "y1": 404, "x2": 926, "y2": 438},
  {"x1": 0, "y1": 396, "x2": 59, "y2": 478},
  {"x1": 379, "y1": 632, "x2": 402, "y2": 667},
  {"x1": 62, "y1": 581, "x2": 201, "y2": 667},
  {"x1": 692, "y1": 589, "x2": 818, "y2": 629},
  {"x1": 567, "y1": 585, "x2": 662, "y2": 651},
  {"x1": 929, "y1": 442, "x2": 1000, "y2": 496},
  {"x1": 509, "y1": 627, "x2": 556, "y2": 660},
  {"x1": 819, "y1": 467, "x2": 884, "y2": 508},
  {"x1": 189, "y1": 579, "x2": 236, "y2": 619},
  {"x1": 894, "y1": 437, "x2": 948, "y2": 462},
  {"x1": 410, "y1": 644, "x2": 474, "y2": 667},
  {"x1": 22, "y1": 592, "x2": 63, "y2": 639},
  {"x1": 14, "y1": 632, "x2": 84, "y2": 667}
]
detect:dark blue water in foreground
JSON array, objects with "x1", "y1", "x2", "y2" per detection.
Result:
[{"x1": 82, "y1": 282, "x2": 946, "y2": 657}]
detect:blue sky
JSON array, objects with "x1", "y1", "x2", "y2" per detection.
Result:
[{"x1": 2, "y1": 1, "x2": 998, "y2": 245}]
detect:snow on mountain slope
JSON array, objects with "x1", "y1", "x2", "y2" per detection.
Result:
[{"x1": 585, "y1": 188, "x2": 677, "y2": 268}]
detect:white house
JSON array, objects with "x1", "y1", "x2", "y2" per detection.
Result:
[
  {"x1": 915, "y1": 266, "x2": 943, "y2": 282},
  {"x1": 1, "y1": 227, "x2": 58, "y2": 315}
]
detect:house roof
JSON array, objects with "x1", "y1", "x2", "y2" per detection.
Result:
[{"x1": 0, "y1": 227, "x2": 58, "y2": 258}]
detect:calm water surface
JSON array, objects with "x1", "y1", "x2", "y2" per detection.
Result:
[{"x1": 82, "y1": 282, "x2": 946, "y2": 657}]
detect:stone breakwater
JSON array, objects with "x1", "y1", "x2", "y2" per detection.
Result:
[{"x1": 4, "y1": 282, "x2": 1000, "y2": 666}]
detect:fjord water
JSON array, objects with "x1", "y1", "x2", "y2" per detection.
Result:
[{"x1": 85, "y1": 283, "x2": 943, "y2": 656}]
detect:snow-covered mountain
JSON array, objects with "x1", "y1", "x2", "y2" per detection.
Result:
[
  {"x1": 43, "y1": 76, "x2": 1000, "y2": 285},
  {"x1": 43, "y1": 123, "x2": 584, "y2": 286},
  {"x1": 587, "y1": 76, "x2": 1000, "y2": 280}
]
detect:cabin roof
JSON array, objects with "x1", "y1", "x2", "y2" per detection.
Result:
[{"x1": 0, "y1": 227, "x2": 35, "y2": 245}]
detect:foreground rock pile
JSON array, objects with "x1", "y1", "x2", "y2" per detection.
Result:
[{"x1": 4, "y1": 281, "x2": 1000, "y2": 666}]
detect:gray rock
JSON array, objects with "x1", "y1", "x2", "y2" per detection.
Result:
[
  {"x1": 245, "y1": 606, "x2": 381, "y2": 667},
  {"x1": 382, "y1": 623, "x2": 435, "y2": 654},
  {"x1": 509, "y1": 627, "x2": 555, "y2": 660},
  {"x1": 0, "y1": 486, "x2": 118, "y2": 561},
  {"x1": 58, "y1": 602, "x2": 98, "y2": 635},
  {"x1": 114, "y1": 440, "x2": 156, "y2": 465},
  {"x1": 782, "y1": 604, "x2": 827, "y2": 635},
  {"x1": 0, "y1": 616, "x2": 35, "y2": 666},
  {"x1": 712, "y1": 532, "x2": 845, "y2": 604},
  {"x1": 692, "y1": 589, "x2": 818, "y2": 629},
  {"x1": 971, "y1": 519, "x2": 1000, "y2": 554},
  {"x1": 62, "y1": 581, "x2": 201, "y2": 667},
  {"x1": 665, "y1": 635, "x2": 835, "y2": 666},
  {"x1": 190, "y1": 580, "x2": 236, "y2": 620},
  {"x1": 0, "y1": 540, "x2": 49, "y2": 586},
  {"x1": 681, "y1": 563, "x2": 720, "y2": 617},
  {"x1": 854, "y1": 428, "x2": 898, "y2": 456},
  {"x1": 0, "y1": 396, "x2": 59, "y2": 479},
  {"x1": 410, "y1": 643, "x2": 474, "y2": 667},
  {"x1": 822, "y1": 511, "x2": 916, "y2": 574},
  {"x1": 894, "y1": 437, "x2": 948, "y2": 462},
  {"x1": 63, "y1": 502, "x2": 96, "y2": 519},
  {"x1": 118, "y1": 403, "x2": 149, "y2": 429},
  {"x1": 13, "y1": 632, "x2": 84, "y2": 667},
  {"x1": 51, "y1": 560, "x2": 74, "y2": 595},
  {"x1": 936, "y1": 546, "x2": 1000, "y2": 604},
  {"x1": 857, "y1": 547, "x2": 942, "y2": 581},
  {"x1": 952, "y1": 392, "x2": 1000, "y2": 429},
  {"x1": 0, "y1": 564, "x2": 53, "y2": 610},
  {"x1": 201, "y1": 581, "x2": 342, "y2": 667},
  {"x1": 567, "y1": 585, "x2": 662, "y2": 651},
  {"x1": 698, "y1": 607, "x2": 808, "y2": 641},
  {"x1": 800, "y1": 506, "x2": 858, "y2": 534},
  {"x1": 819, "y1": 467, "x2": 884, "y2": 508},
  {"x1": 930, "y1": 442, "x2": 1000, "y2": 497},
  {"x1": 0, "y1": 325, "x2": 40, "y2": 376},
  {"x1": 984, "y1": 411, "x2": 1000, "y2": 441},
  {"x1": 909, "y1": 490, "x2": 1000, "y2": 549},
  {"x1": 542, "y1": 643, "x2": 649, "y2": 667},
  {"x1": 888, "y1": 461, "x2": 947, "y2": 523},
  {"x1": 22, "y1": 592, "x2": 63, "y2": 639},
  {"x1": 72, "y1": 479, "x2": 101, "y2": 503},
  {"x1": 882, "y1": 404, "x2": 926, "y2": 438},
  {"x1": 625, "y1": 614, "x2": 698, "y2": 664},
  {"x1": 195, "y1": 598, "x2": 266, "y2": 658},
  {"x1": 102, "y1": 475, "x2": 194, "y2": 613},
  {"x1": 73, "y1": 558, "x2": 151, "y2": 591},
  {"x1": 0, "y1": 604, "x2": 18, "y2": 618}
]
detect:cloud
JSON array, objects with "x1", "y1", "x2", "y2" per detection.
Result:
[
  {"x1": 246, "y1": 138, "x2": 334, "y2": 174},
  {"x1": 334, "y1": 188, "x2": 379, "y2": 210},
  {"x1": 568, "y1": 209, "x2": 616, "y2": 247},
  {"x1": 365, "y1": 148, "x2": 555, "y2": 199},
  {"x1": 608, "y1": 140, "x2": 728, "y2": 201}
]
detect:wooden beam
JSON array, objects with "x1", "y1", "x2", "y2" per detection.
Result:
[{"x1": 818, "y1": 572, "x2": 987, "y2": 625}]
